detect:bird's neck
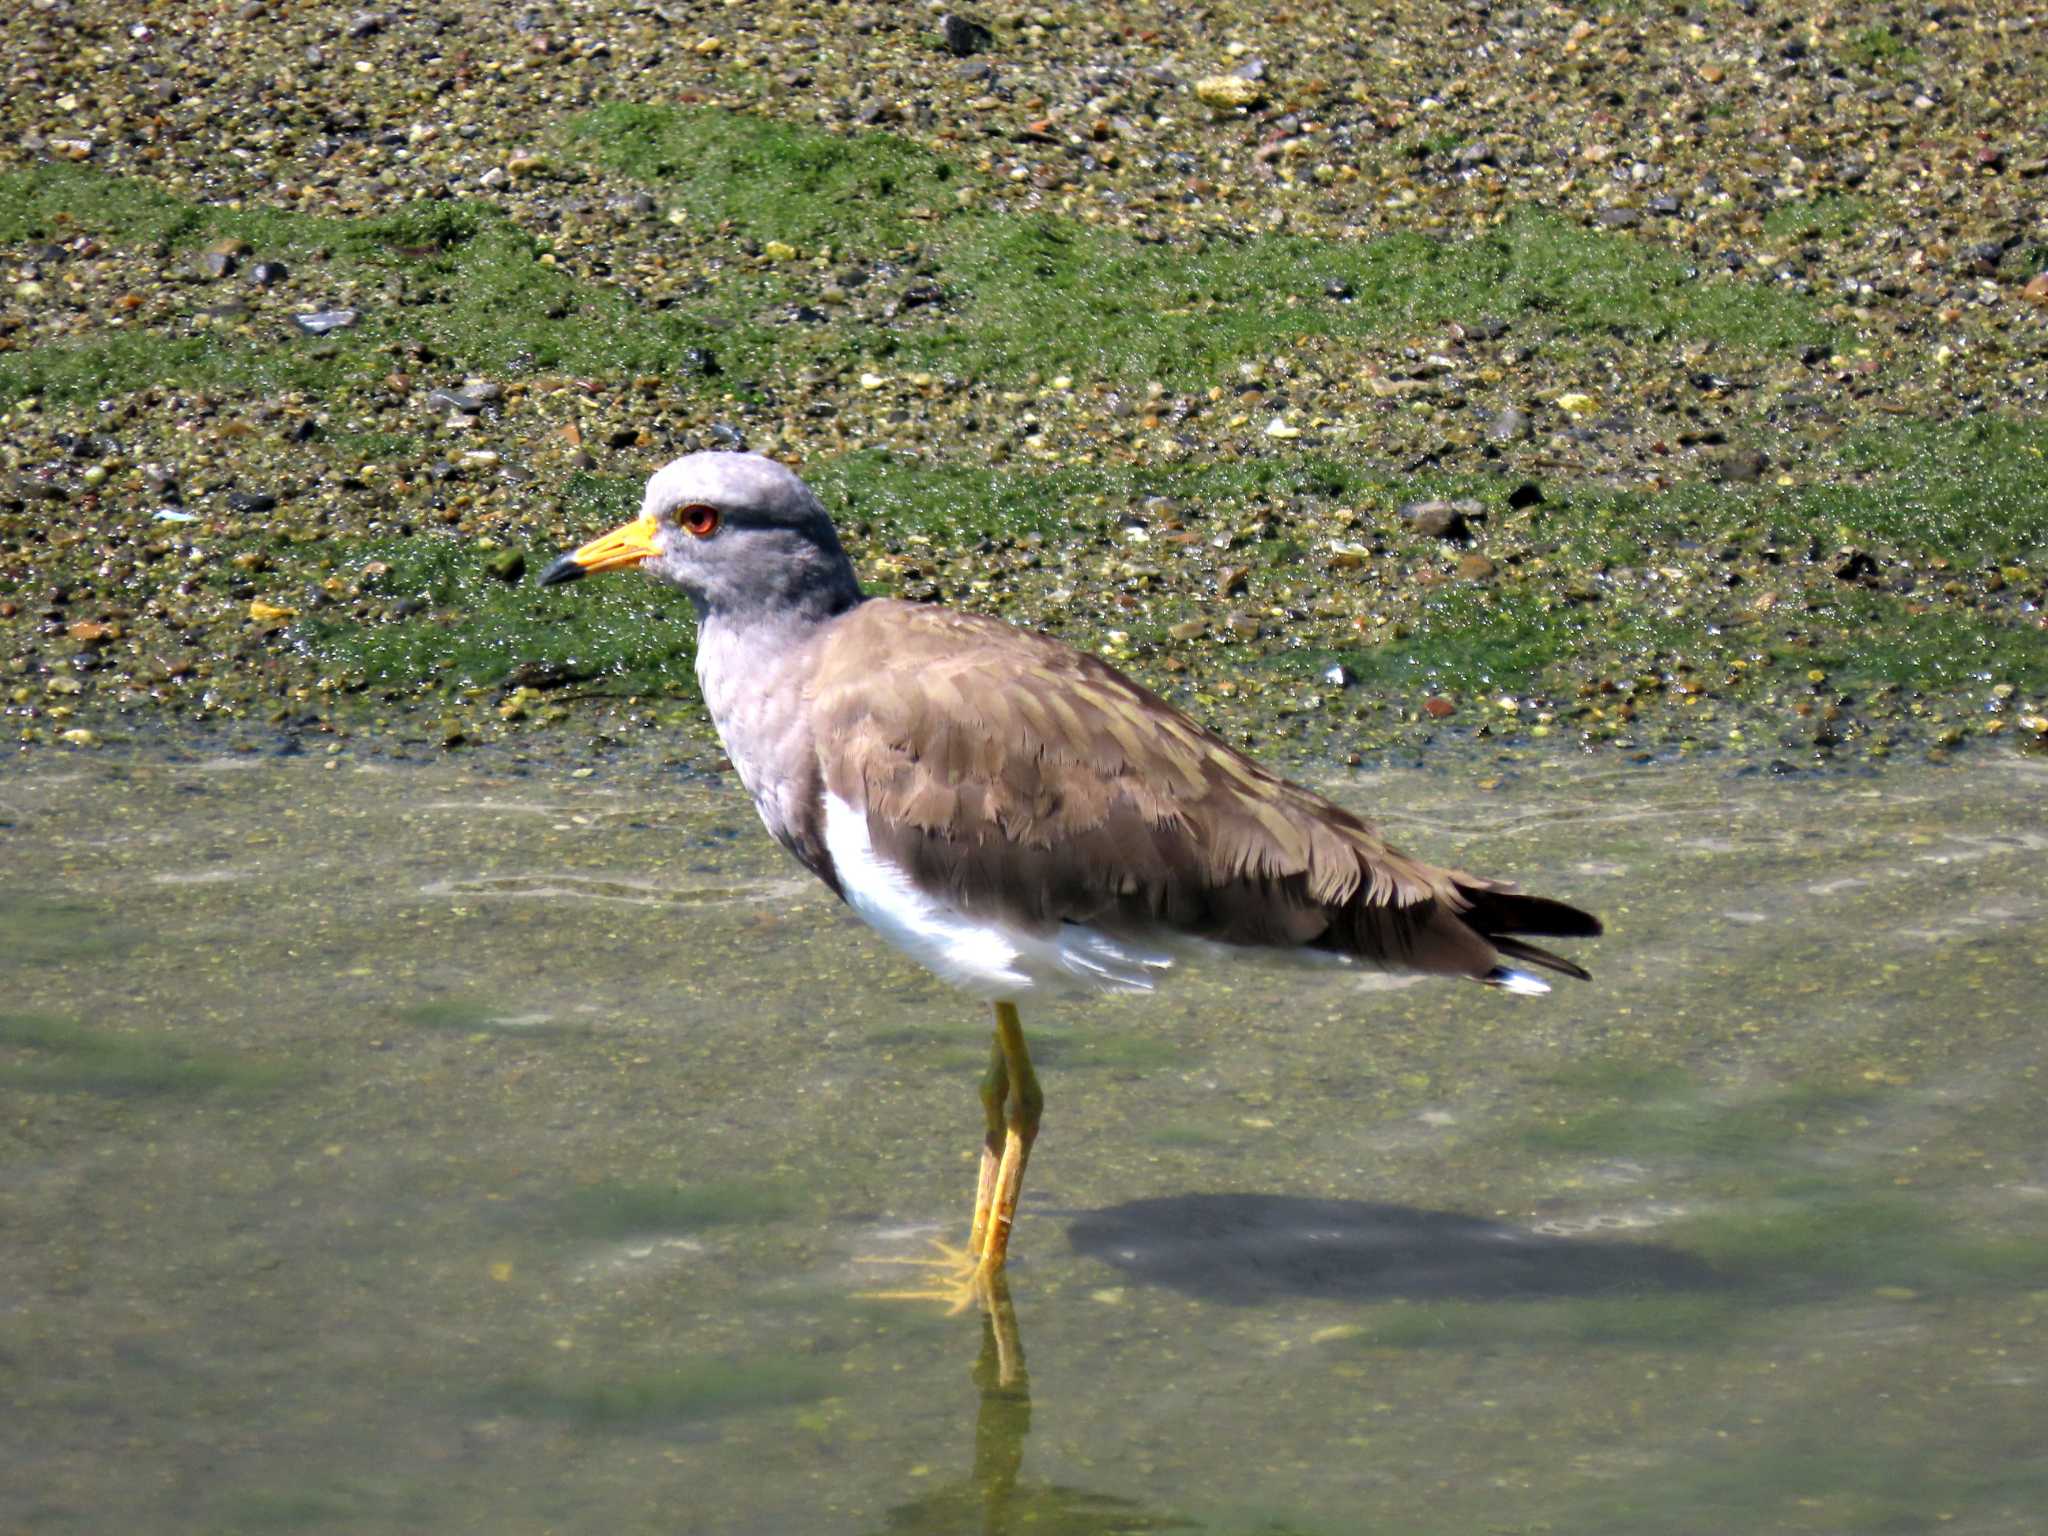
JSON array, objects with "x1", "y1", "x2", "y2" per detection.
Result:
[{"x1": 692, "y1": 569, "x2": 863, "y2": 747}]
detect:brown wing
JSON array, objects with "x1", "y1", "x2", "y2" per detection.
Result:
[{"x1": 808, "y1": 600, "x2": 1598, "y2": 981}]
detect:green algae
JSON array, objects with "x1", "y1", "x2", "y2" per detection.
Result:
[
  {"x1": 1671, "y1": 1192, "x2": 2048, "y2": 1297},
  {"x1": 0, "y1": 164, "x2": 745, "y2": 405},
  {"x1": 0, "y1": 1012, "x2": 293, "y2": 1097},
  {"x1": 1761, "y1": 193, "x2": 1873, "y2": 241},
  {"x1": 557, "y1": 1176, "x2": 808, "y2": 1238},
  {"x1": 1, "y1": 116, "x2": 1827, "y2": 407},
  {"x1": 569, "y1": 102, "x2": 965, "y2": 256},
  {"x1": 262, "y1": 417, "x2": 2048, "y2": 720},
  {"x1": 1518, "y1": 1073, "x2": 1881, "y2": 1167},
  {"x1": 488, "y1": 1356, "x2": 834, "y2": 1426},
  {"x1": 1351, "y1": 1293, "x2": 1744, "y2": 1351},
  {"x1": 0, "y1": 893, "x2": 144, "y2": 967},
  {"x1": 286, "y1": 526, "x2": 697, "y2": 696},
  {"x1": 567, "y1": 104, "x2": 1827, "y2": 379}
]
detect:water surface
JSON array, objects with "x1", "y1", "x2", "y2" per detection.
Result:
[{"x1": 3, "y1": 747, "x2": 2044, "y2": 1534}]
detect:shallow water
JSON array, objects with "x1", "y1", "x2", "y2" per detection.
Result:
[{"x1": 3, "y1": 745, "x2": 2044, "y2": 1535}]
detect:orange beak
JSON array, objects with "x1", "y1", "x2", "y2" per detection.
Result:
[{"x1": 538, "y1": 514, "x2": 660, "y2": 585}]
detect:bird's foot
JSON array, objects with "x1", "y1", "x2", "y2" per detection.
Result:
[{"x1": 857, "y1": 1237, "x2": 999, "y2": 1316}]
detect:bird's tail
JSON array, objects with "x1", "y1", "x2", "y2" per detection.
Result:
[{"x1": 1456, "y1": 885, "x2": 1603, "y2": 986}]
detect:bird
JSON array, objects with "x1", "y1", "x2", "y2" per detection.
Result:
[{"x1": 539, "y1": 451, "x2": 1601, "y2": 1306}]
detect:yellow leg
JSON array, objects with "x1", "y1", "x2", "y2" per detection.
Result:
[
  {"x1": 970, "y1": 1001, "x2": 1042, "y2": 1287},
  {"x1": 967, "y1": 1029, "x2": 1009, "y2": 1258},
  {"x1": 859, "y1": 1000, "x2": 1042, "y2": 1313}
]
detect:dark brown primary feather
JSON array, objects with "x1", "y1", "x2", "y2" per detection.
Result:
[{"x1": 808, "y1": 600, "x2": 1600, "y2": 982}]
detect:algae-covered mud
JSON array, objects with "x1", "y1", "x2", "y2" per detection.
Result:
[
  {"x1": 2, "y1": 1, "x2": 2045, "y2": 765},
  {"x1": 3, "y1": 745, "x2": 2044, "y2": 1532}
]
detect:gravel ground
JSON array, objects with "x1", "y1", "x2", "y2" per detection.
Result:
[{"x1": 2, "y1": 0, "x2": 2044, "y2": 768}]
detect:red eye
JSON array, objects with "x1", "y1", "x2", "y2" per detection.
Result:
[{"x1": 680, "y1": 503, "x2": 721, "y2": 539}]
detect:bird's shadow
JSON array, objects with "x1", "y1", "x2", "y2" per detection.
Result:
[{"x1": 1066, "y1": 1193, "x2": 1720, "y2": 1306}]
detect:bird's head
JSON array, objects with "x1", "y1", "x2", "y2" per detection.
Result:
[{"x1": 539, "y1": 451, "x2": 861, "y2": 621}]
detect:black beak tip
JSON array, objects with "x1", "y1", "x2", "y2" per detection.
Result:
[{"x1": 537, "y1": 554, "x2": 585, "y2": 588}]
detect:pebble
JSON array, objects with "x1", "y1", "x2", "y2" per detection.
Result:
[
  {"x1": 1487, "y1": 407, "x2": 1532, "y2": 442},
  {"x1": 1400, "y1": 499, "x2": 1479, "y2": 541},
  {"x1": 1711, "y1": 449, "x2": 1768, "y2": 484},
  {"x1": 940, "y1": 13, "x2": 993, "y2": 57},
  {"x1": 1195, "y1": 76, "x2": 1262, "y2": 110},
  {"x1": 1457, "y1": 553, "x2": 1497, "y2": 582},
  {"x1": 293, "y1": 309, "x2": 360, "y2": 336}
]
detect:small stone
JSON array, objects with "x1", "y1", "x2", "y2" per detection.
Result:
[
  {"x1": 1167, "y1": 618, "x2": 1209, "y2": 641},
  {"x1": 194, "y1": 250, "x2": 236, "y2": 280},
  {"x1": 762, "y1": 240, "x2": 798, "y2": 261},
  {"x1": 1322, "y1": 663, "x2": 1355, "y2": 688},
  {"x1": 1487, "y1": 406, "x2": 1532, "y2": 442},
  {"x1": 250, "y1": 261, "x2": 288, "y2": 287},
  {"x1": 226, "y1": 491, "x2": 277, "y2": 514},
  {"x1": 859, "y1": 372, "x2": 887, "y2": 390},
  {"x1": 293, "y1": 309, "x2": 359, "y2": 336},
  {"x1": 1400, "y1": 500, "x2": 1474, "y2": 541},
  {"x1": 1506, "y1": 481, "x2": 1544, "y2": 509},
  {"x1": 59, "y1": 728, "x2": 99, "y2": 746},
  {"x1": 709, "y1": 422, "x2": 747, "y2": 450},
  {"x1": 428, "y1": 387, "x2": 489, "y2": 414},
  {"x1": 1555, "y1": 392, "x2": 1597, "y2": 415},
  {"x1": 1216, "y1": 565, "x2": 1249, "y2": 597},
  {"x1": 1264, "y1": 416, "x2": 1301, "y2": 439},
  {"x1": 941, "y1": 13, "x2": 993, "y2": 56},
  {"x1": 1595, "y1": 206, "x2": 1641, "y2": 228},
  {"x1": 1457, "y1": 553, "x2": 1497, "y2": 581},
  {"x1": 248, "y1": 599, "x2": 296, "y2": 623},
  {"x1": 2023, "y1": 274, "x2": 2048, "y2": 306},
  {"x1": 484, "y1": 549, "x2": 527, "y2": 583},
  {"x1": 1195, "y1": 75, "x2": 1263, "y2": 110},
  {"x1": 1711, "y1": 449, "x2": 1768, "y2": 484},
  {"x1": 1423, "y1": 696, "x2": 1457, "y2": 719}
]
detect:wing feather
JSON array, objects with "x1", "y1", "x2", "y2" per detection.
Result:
[{"x1": 809, "y1": 600, "x2": 1595, "y2": 979}]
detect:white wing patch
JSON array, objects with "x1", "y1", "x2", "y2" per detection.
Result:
[{"x1": 821, "y1": 792, "x2": 1173, "y2": 1001}]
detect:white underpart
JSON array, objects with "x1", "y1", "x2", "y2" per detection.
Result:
[
  {"x1": 1489, "y1": 967, "x2": 1552, "y2": 996},
  {"x1": 822, "y1": 792, "x2": 1175, "y2": 1000}
]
